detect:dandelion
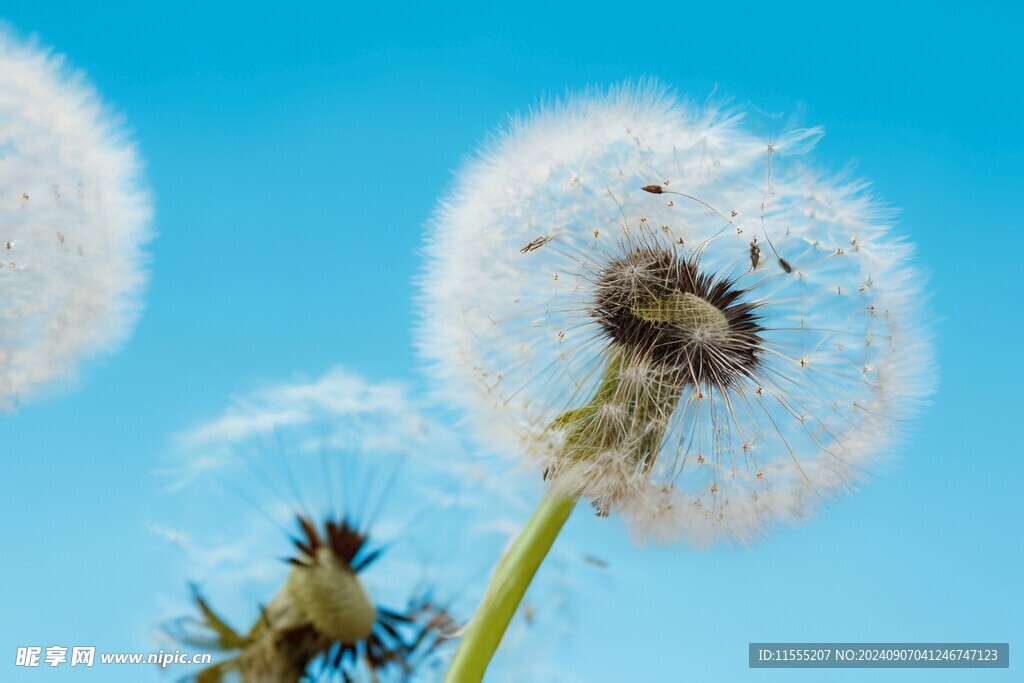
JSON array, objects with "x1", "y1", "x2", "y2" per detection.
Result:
[
  {"x1": 0, "y1": 29, "x2": 152, "y2": 407},
  {"x1": 159, "y1": 367, "x2": 570, "y2": 682},
  {"x1": 417, "y1": 82, "x2": 935, "y2": 678},
  {"x1": 171, "y1": 514, "x2": 458, "y2": 682}
]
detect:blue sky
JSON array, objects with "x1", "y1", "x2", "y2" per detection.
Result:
[{"x1": 1, "y1": 1, "x2": 1021, "y2": 681}]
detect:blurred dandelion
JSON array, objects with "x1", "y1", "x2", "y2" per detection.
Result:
[
  {"x1": 157, "y1": 367, "x2": 581, "y2": 682},
  {"x1": 0, "y1": 28, "x2": 152, "y2": 407},
  {"x1": 170, "y1": 514, "x2": 458, "y2": 682},
  {"x1": 417, "y1": 82, "x2": 935, "y2": 678}
]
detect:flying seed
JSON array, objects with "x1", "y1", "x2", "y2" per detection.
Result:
[{"x1": 520, "y1": 236, "x2": 553, "y2": 253}]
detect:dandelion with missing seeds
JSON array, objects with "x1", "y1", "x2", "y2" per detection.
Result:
[
  {"x1": 160, "y1": 368, "x2": 563, "y2": 682},
  {"x1": 418, "y1": 82, "x2": 935, "y2": 679},
  {"x1": 176, "y1": 515, "x2": 456, "y2": 682}
]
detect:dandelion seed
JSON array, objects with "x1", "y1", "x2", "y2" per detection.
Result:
[
  {"x1": 521, "y1": 235, "x2": 554, "y2": 253},
  {"x1": 0, "y1": 30, "x2": 153, "y2": 407}
]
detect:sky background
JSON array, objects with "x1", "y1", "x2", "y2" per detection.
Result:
[{"x1": 1, "y1": 1, "x2": 1022, "y2": 681}]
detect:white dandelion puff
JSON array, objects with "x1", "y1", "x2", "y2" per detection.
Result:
[
  {"x1": 0, "y1": 29, "x2": 153, "y2": 407},
  {"x1": 158, "y1": 367, "x2": 575, "y2": 682},
  {"x1": 418, "y1": 81, "x2": 935, "y2": 546}
]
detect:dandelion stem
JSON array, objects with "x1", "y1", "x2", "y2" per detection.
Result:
[
  {"x1": 444, "y1": 487, "x2": 577, "y2": 682},
  {"x1": 446, "y1": 347, "x2": 683, "y2": 680}
]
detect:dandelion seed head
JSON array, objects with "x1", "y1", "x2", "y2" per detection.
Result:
[
  {"x1": 418, "y1": 81, "x2": 936, "y2": 545},
  {"x1": 0, "y1": 29, "x2": 152, "y2": 406},
  {"x1": 160, "y1": 367, "x2": 572, "y2": 680}
]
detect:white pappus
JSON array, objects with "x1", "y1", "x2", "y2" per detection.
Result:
[
  {"x1": 418, "y1": 81, "x2": 935, "y2": 545},
  {"x1": 0, "y1": 28, "x2": 152, "y2": 407}
]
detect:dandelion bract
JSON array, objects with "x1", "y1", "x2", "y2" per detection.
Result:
[
  {"x1": 418, "y1": 82, "x2": 935, "y2": 544},
  {"x1": 0, "y1": 30, "x2": 152, "y2": 406}
]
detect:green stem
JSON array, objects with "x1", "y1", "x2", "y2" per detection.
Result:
[
  {"x1": 445, "y1": 343, "x2": 687, "y2": 680},
  {"x1": 444, "y1": 487, "x2": 577, "y2": 682}
]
